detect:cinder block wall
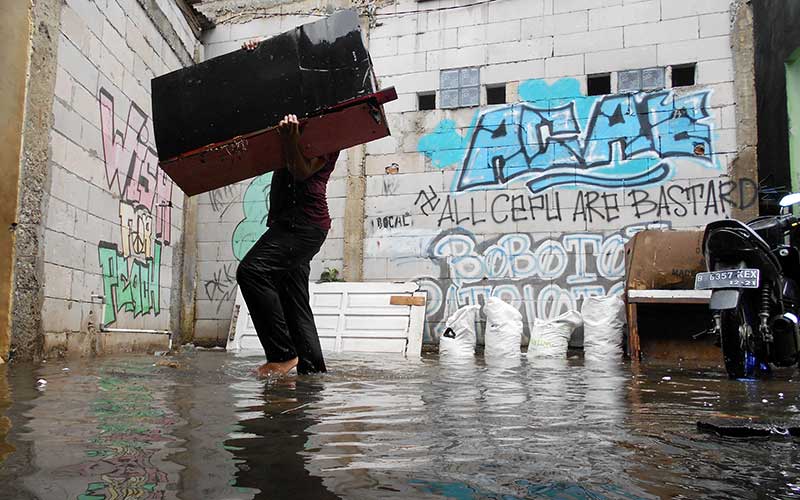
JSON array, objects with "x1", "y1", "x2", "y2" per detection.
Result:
[
  {"x1": 366, "y1": 0, "x2": 741, "y2": 344},
  {"x1": 42, "y1": 0, "x2": 201, "y2": 351},
  {"x1": 192, "y1": 0, "x2": 745, "y2": 346},
  {"x1": 194, "y1": 16, "x2": 350, "y2": 344}
]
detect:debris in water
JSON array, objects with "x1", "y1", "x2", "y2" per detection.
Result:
[
  {"x1": 662, "y1": 376, "x2": 672, "y2": 381},
  {"x1": 762, "y1": 399, "x2": 769, "y2": 404},
  {"x1": 36, "y1": 379, "x2": 47, "y2": 389},
  {"x1": 155, "y1": 359, "x2": 180, "y2": 369},
  {"x1": 62, "y1": 368, "x2": 70, "y2": 372},
  {"x1": 281, "y1": 402, "x2": 312, "y2": 415},
  {"x1": 698, "y1": 419, "x2": 800, "y2": 438},
  {"x1": 154, "y1": 351, "x2": 170, "y2": 357}
]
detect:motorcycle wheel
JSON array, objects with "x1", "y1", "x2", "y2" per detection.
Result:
[{"x1": 719, "y1": 306, "x2": 754, "y2": 379}]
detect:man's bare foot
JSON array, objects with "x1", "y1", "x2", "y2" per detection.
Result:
[{"x1": 255, "y1": 357, "x2": 299, "y2": 378}]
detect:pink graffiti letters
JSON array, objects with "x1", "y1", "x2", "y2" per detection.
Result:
[
  {"x1": 99, "y1": 88, "x2": 173, "y2": 245},
  {"x1": 98, "y1": 88, "x2": 173, "y2": 325}
]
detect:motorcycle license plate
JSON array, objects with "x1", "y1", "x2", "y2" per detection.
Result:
[{"x1": 695, "y1": 269, "x2": 760, "y2": 290}]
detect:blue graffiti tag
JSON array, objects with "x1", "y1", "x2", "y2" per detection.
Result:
[{"x1": 418, "y1": 77, "x2": 717, "y2": 194}]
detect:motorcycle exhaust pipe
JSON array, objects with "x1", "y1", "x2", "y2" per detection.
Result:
[{"x1": 770, "y1": 313, "x2": 800, "y2": 367}]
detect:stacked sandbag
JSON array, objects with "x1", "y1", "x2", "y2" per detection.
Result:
[
  {"x1": 439, "y1": 305, "x2": 480, "y2": 358},
  {"x1": 527, "y1": 310, "x2": 583, "y2": 359},
  {"x1": 483, "y1": 297, "x2": 523, "y2": 359},
  {"x1": 581, "y1": 294, "x2": 625, "y2": 361}
]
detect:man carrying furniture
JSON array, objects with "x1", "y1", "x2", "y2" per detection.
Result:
[{"x1": 236, "y1": 40, "x2": 339, "y2": 378}]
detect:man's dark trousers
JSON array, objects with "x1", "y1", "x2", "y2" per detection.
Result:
[{"x1": 236, "y1": 222, "x2": 328, "y2": 374}]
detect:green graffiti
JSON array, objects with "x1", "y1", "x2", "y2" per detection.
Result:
[
  {"x1": 231, "y1": 172, "x2": 272, "y2": 261},
  {"x1": 97, "y1": 242, "x2": 162, "y2": 325},
  {"x1": 77, "y1": 364, "x2": 173, "y2": 500}
]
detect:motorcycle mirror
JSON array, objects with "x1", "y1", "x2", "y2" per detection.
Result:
[{"x1": 779, "y1": 192, "x2": 800, "y2": 208}]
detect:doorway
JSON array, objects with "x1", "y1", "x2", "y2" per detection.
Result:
[{"x1": 788, "y1": 48, "x2": 800, "y2": 195}]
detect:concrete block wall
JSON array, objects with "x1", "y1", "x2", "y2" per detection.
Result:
[
  {"x1": 366, "y1": 0, "x2": 743, "y2": 344},
  {"x1": 194, "y1": 15, "x2": 350, "y2": 344},
  {"x1": 185, "y1": 0, "x2": 750, "y2": 347},
  {"x1": 43, "y1": 0, "x2": 200, "y2": 347}
]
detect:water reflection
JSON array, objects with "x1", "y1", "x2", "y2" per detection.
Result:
[
  {"x1": 12, "y1": 359, "x2": 182, "y2": 499},
  {"x1": 0, "y1": 363, "x2": 14, "y2": 462},
  {"x1": 1, "y1": 352, "x2": 800, "y2": 499},
  {"x1": 224, "y1": 376, "x2": 338, "y2": 499}
]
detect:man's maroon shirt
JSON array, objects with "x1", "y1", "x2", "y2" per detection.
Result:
[{"x1": 267, "y1": 151, "x2": 339, "y2": 231}]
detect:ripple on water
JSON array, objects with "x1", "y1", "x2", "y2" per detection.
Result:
[{"x1": 1, "y1": 352, "x2": 800, "y2": 499}]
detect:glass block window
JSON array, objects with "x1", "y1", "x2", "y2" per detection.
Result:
[
  {"x1": 618, "y1": 70, "x2": 641, "y2": 92},
  {"x1": 619, "y1": 67, "x2": 665, "y2": 92},
  {"x1": 641, "y1": 67, "x2": 665, "y2": 89},
  {"x1": 440, "y1": 67, "x2": 481, "y2": 108}
]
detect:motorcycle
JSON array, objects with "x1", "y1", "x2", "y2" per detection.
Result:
[{"x1": 696, "y1": 193, "x2": 800, "y2": 378}]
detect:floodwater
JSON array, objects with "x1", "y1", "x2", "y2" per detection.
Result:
[{"x1": 0, "y1": 351, "x2": 799, "y2": 500}]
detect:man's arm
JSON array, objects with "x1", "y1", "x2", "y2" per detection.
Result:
[{"x1": 278, "y1": 114, "x2": 327, "y2": 181}]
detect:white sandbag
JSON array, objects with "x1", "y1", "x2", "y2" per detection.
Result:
[
  {"x1": 439, "y1": 305, "x2": 480, "y2": 358},
  {"x1": 581, "y1": 294, "x2": 625, "y2": 361},
  {"x1": 483, "y1": 297, "x2": 523, "y2": 359},
  {"x1": 527, "y1": 310, "x2": 583, "y2": 359}
]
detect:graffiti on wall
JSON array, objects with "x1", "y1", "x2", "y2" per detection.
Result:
[
  {"x1": 231, "y1": 173, "x2": 272, "y2": 261},
  {"x1": 418, "y1": 78, "x2": 718, "y2": 195},
  {"x1": 199, "y1": 174, "x2": 272, "y2": 315},
  {"x1": 204, "y1": 262, "x2": 237, "y2": 314},
  {"x1": 414, "y1": 178, "x2": 758, "y2": 228},
  {"x1": 390, "y1": 76, "x2": 739, "y2": 341},
  {"x1": 407, "y1": 179, "x2": 756, "y2": 342},
  {"x1": 415, "y1": 223, "x2": 657, "y2": 340},
  {"x1": 97, "y1": 89, "x2": 173, "y2": 325}
]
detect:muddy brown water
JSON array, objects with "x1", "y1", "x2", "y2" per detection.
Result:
[{"x1": 0, "y1": 350, "x2": 799, "y2": 500}]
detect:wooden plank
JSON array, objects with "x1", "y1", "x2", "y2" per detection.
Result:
[
  {"x1": 406, "y1": 291, "x2": 427, "y2": 358},
  {"x1": 629, "y1": 296, "x2": 711, "y2": 305},
  {"x1": 627, "y1": 289, "x2": 711, "y2": 304},
  {"x1": 390, "y1": 295, "x2": 426, "y2": 306},
  {"x1": 627, "y1": 302, "x2": 640, "y2": 361},
  {"x1": 160, "y1": 100, "x2": 393, "y2": 196}
]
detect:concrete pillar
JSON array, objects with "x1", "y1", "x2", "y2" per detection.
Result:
[
  {"x1": 342, "y1": 10, "x2": 373, "y2": 282},
  {"x1": 180, "y1": 196, "x2": 199, "y2": 344},
  {"x1": 731, "y1": 0, "x2": 759, "y2": 221},
  {"x1": 11, "y1": 0, "x2": 62, "y2": 360},
  {"x1": 343, "y1": 145, "x2": 366, "y2": 282}
]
